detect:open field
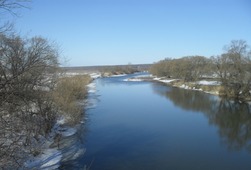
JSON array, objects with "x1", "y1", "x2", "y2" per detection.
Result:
[{"x1": 61, "y1": 64, "x2": 152, "y2": 74}]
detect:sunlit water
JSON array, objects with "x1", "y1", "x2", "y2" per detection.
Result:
[{"x1": 59, "y1": 73, "x2": 251, "y2": 170}]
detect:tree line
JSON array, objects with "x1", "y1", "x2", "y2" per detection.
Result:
[{"x1": 150, "y1": 40, "x2": 251, "y2": 101}]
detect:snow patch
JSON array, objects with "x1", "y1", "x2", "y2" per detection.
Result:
[
  {"x1": 89, "y1": 73, "x2": 101, "y2": 79},
  {"x1": 110, "y1": 74, "x2": 127, "y2": 77},
  {"x1": 123, "y1": 78, "x2": 143, "y2": 82},
  {"x1": 87, "y1": 82, "x2": 96, "y2": 93},
  {"x1": 180, "y1": 84, "x2": 190, "y2": 89},
  {"x1": 197, "y1": 80, "x2": 220, "y2": 86},
  {"x1": 153, "y1": 77, "x2": 177, "y2": 83},
  {"x1": 158, "y1": 79, "x2": 177, "y2": 83},
  {"x1": 153, "y1": 77, "x2": 161, "y2": 81}
]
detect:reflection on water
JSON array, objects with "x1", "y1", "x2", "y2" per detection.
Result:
[
  {"x1": 152, "y1": 83, "x2": 251, "y2": 153},
  {"x1": 209, "y1": 99, "x2": 251, "y2": 152},
  {"x1": 60, "y1": 73, "x2": 251, "y2": 170}
]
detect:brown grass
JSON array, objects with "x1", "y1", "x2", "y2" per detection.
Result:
[
  {"x1": 52, "y1": 75, "x2": 92, "y2": 125},
  {"x1": 169, "y1": 80, "x2": 223, "y2": 95}
]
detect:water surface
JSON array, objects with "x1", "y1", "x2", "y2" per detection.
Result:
[{"x1": 61, "y1": 73, "x2": 251, "y2": 170}]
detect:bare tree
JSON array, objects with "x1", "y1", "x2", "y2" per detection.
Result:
[
  {"x1": 0, "y1": 33, "x2": 59, "y2": 168},
  {"x1": 150, "y1": 56, "x2": 210, "y2": 81},
  {"x1": 213, "y1": 40, "x2": 251, "y2": 100}
]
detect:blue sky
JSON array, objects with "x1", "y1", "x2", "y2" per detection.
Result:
[{"x1": 11, "y1": 0, "x2": 251, "y2": 66}]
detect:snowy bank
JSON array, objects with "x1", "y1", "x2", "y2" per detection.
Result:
[
  {"x1": 24, "y1": 80, "x2": 99, "y2": 169},
  {"x1": 150, "y1": 76, "x2": 222, "y2": 95},
  {"x1": 24, "y1": 117, "x2": 79, "y2": 169}
]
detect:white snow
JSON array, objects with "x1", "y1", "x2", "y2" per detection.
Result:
[
  {"x1": 158, "y1": 79, "x2": 177, "y2": 83},
  {"x1": 87, "y1": 82, "x2": 96, "y2": 93},
  {"x1": 89, "y1": 73, "x2": 101, "y2": 79},
  {"x1": 110, "y1": 74, "x2": 127, "y2": 77},
  {"x1": 180, "y1": 84, "x2": 190, "y2": 89},
  {"x1": 197, "y1": 80, "x2": 221, "y2": 86},
  {"x1": 57, "y1": 116, "x2": 66, "y2": 125},
  {"x1": 153, "y1": 77, "x2": 177, "y2": 83},
  {"x1": 25, "y1": 123, "x2": 79, "y2": 169},
  {"x1": 123, "y1": 78, "x2": 143, "y2": 82},
  {"x1": 153, "y1": 77, "x2": 161, "y2": 81}
]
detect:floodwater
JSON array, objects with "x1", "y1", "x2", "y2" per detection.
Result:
[{"x1": 59, "y1": 73, "x2": 251, "y2": 170}]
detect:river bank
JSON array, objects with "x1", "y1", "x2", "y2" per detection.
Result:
[
  {"x1": 125, "y1": 73, "x2": 223, "y2": 96},
  {"x1": 24, "y1": 74, "x2": 98, "y2": 169}
]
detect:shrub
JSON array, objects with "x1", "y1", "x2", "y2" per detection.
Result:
[{"x1": 52, "y1": 75, "x2": 92, "y2": 125}]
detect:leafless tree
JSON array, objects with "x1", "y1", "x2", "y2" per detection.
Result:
[
  {"x1": 213, "y1": 40, "x2": 251, "y2": 100},
  {"x1": 0, "y1": 33, "x2": 59, "y2": 168},
  {"x1": 150, "y1": 56, "x2": 210, "y2": 81}
]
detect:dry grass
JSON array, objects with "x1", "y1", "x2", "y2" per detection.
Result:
[
  {"x1": 52, "y1": 75, "x2": 92, "y2": 125},
  {"x1": 200, "y1": 85, "x2": 224, "y2": 94},
  {"x1": 169, "y1": 80, "x2": 224, "y2": 95}
]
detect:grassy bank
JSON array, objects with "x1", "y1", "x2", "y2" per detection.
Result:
[
  {"x1": 52, "y1": 75, "x2": 92, "y2": 125},
  {"x1": 138, "y1": 76, "x2": 224, "y2": 96},
  {"x1": 168, "y1": 79, "x2": 223, "y2": 95}
]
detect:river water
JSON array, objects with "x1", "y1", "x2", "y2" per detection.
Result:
[{"x1": 59, "y1": 73, "x2": 251, "y2": 170}]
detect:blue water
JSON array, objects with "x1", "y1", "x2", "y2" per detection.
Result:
[{"x1": 60, "y1": 73, "x2": 251, "y2": 170}]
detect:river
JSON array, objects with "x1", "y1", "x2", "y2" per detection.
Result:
[{"x1": 59, "y1": 72, "x2": 251, "y2": 170}]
